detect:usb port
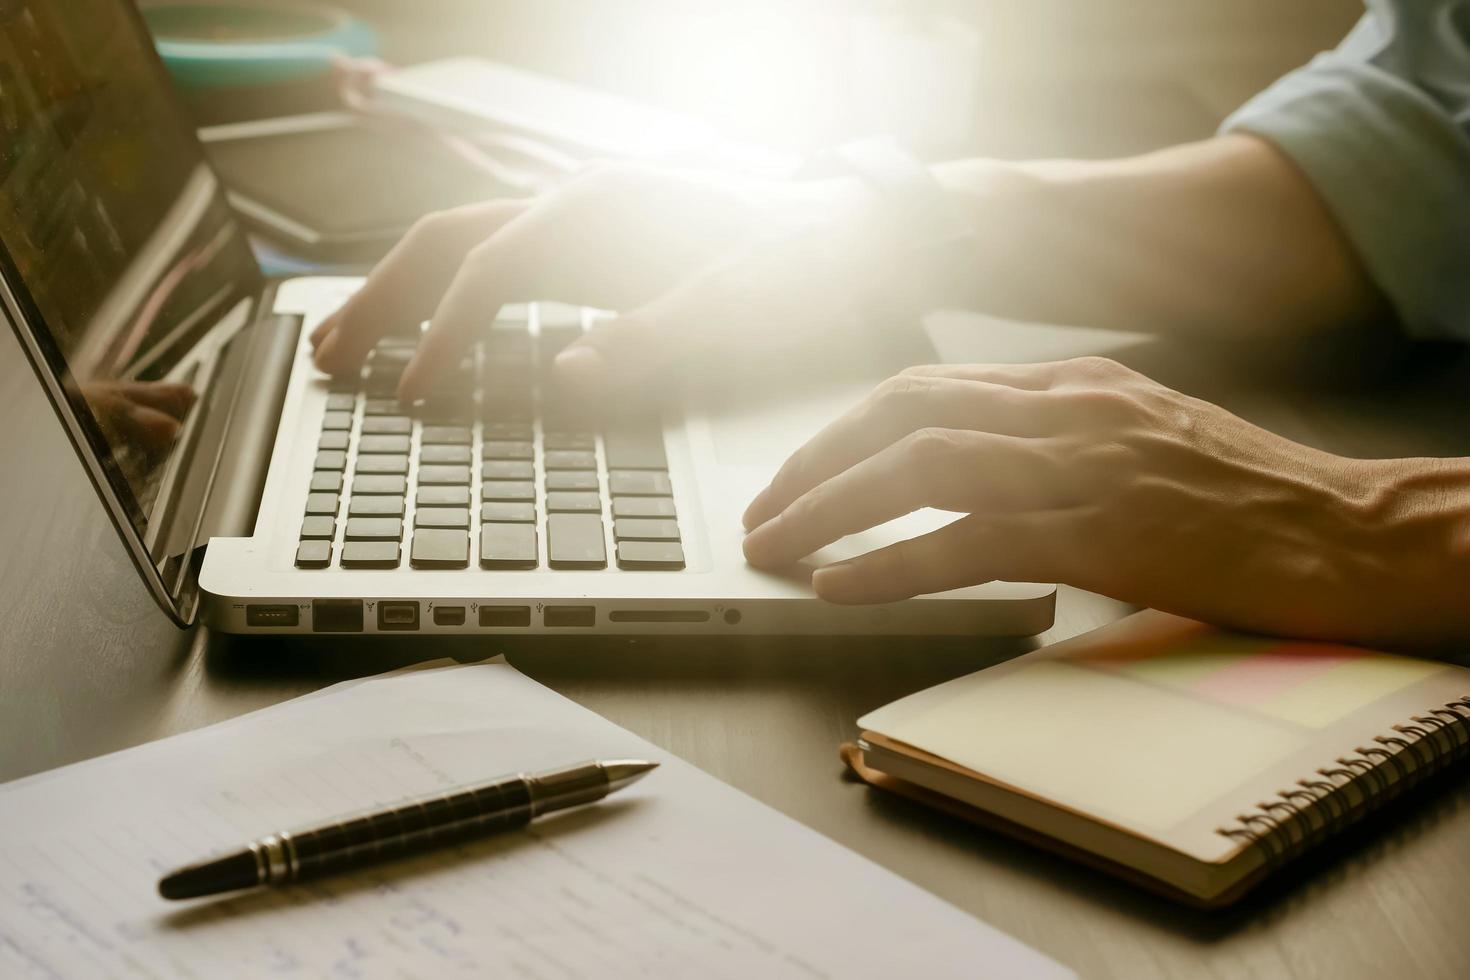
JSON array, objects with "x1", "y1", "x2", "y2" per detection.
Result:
[
  {"x1": 246, "y1": 604, "x2": 299, "y2": 627},
  {"x1": 479, "y1": 606, "x2": 530, "y2": 628},
  {"x1": 377, "y1": 601, "x2": 419, "y2": 631},
  {"x1": 543, "y1": 605, "x2": 595, "y2": 628}
]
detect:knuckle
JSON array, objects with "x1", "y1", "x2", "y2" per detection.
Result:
[
  {"x1": 906, "y1": 426, "x2": 965, "y2": 468},
  {"x1": 1066, "y1": 355, "x2": 1128, "y2": 381},
  {"x1": 402, "y1": 209, "x2": 454, "y2": 245},
  {"x1": 1067, "y1": 386, "x2": 1141, "y2": 423},
  {"x1": 872, "y1": 374, "x2": 932, "y2": 413}
]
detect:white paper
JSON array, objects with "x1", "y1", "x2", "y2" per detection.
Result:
[{"x1": 0, "y1": 660, "x2": 1067, "y2": 979}]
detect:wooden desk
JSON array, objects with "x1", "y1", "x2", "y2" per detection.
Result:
[{"x1": 4, "y1": 312, "x2": 1468, "y2": 978}]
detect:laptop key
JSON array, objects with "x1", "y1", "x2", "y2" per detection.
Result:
[
  {"x1": 543, "y1": 432, "x2": 595, "y2": 451},
  {"x1": 482, "y1": 502, "x2": 536, "y2": 523},
  {"x1": 310, "y1": 471, "x2": 343, "y2": 493},
  {"x1": 325, "y1": 393, "x2": 356, "y2": 411},
  {"x1": 482, "y1": 440, "x2": 533, "y2": 460},
  {"x1": 359, "y1": 434, "x2": 411, "y2": 454},
  {"x1": 611, "y1": 497, "x2": 676, "y2": 518},
  {"x1": 421, "y1": 425, "x2": 471, "y2": 445},
  {"x1": 420, "y1": 444, "x2": 471, "y2": 465},
  {"x1": 314, "y1": 450, "x2": 347, "y2": 471},
  {"x1": 355, "y1": 455, "x2": 409, "y2": 475},
  {"x1": 545, "y1": 471, "x2": 599, "y2": 491},
  {"x1": 353, "y1": 475, "x2": 407, "y2": 495},
  {"x1": 483, "y1": 421, "x2": 533, "y2": 440},
  {"x1": 345, "y1": 517, "x2": 403, "y2": 540},
  {"x1": 363, "y1": 398, "x2": 403, "y2": 415},
  {"x1": 350, "y1": 496, "x2": 405, "y2": 518},
  {"x1": 418, "y1": 464, "x2": 470, "y2": 485},
  {"x1": 305, "y1": 492, "x2": 339, "y2": 515},
  {"x1": 544, "y1": 450, "x2": 596, "y2": 471},
  {"x1": 609, "y1": 470, "x2": 672, "y2": 496},
  {"x1": 483, "y1": 461, "x2": 533, "y2": 481},
  {"x1": 361, "y1": 416, "x2": 411, "y2": 435},
  {"x1": 341, "y1": 540, "x2": 400, "y2": 568},
  {"x1": 482, "y1": 480, "x2": 535, "y2": 502},
  {"x1": 300, "y1": 516, "x2": 336, "y2": 539},
  {"x1": 415, "y1": 507, "x2": 470, "y2": 529},
  {"x1": 480, "y1": 523, "x2": 538, "y2": 569},
  {"x1": 613, "y1": 518, "x2": 680, "y2": 541},
  {"x1": 548, "y1": 514, "x2": 607, "y2": 569},
  {"x1": 411, "y1": 529, "x2": 470, "y2": 569},
  {"x1": 295, "y1": 539, "x2": 332, "y2": 568},
  {"x1": 616, "y1": 540, "x2": 685, "y2": 570},
  {"x1": 321, "y1": 411, "x2": 353, "y2": 431},
  {"x1": 318, "y1": 431, "x2": 349, "y2": 451},
  {"x1": 603, "y1": 427, "x2": 666, "y2": 470},
  {"x1": 546, "y1": 491, "x2": 602, "y2": 513},
  {"x1": 418, "y1": 485, "x2": 470, "y2": 507}
]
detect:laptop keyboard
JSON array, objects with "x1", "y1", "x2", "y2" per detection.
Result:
[{"x1": 294, "y1": 306, "x2": 685, "y2": 572}]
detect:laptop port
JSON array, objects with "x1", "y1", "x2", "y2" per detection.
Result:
[
  {"x1": 479, "y1": 605, "x2": 530, "y2": 628},
  {"x1": 246, "y1": 604, "x2": 299, "y2": 628},
  {"x1": 378, "y1": 601, "x2": 419, "y2": 631},
  {"x1": 313, "y1": 599, "x2": 363, "y2": 633},
  {"x1": 432, "y1": 605, "x2": 466, "y2": 626},
  {"x1": 607, "y1": 610, "x2": 709, "y2": 624},
  {"x1": 543, "y1": 605, "x2": 595, "y2": 628}
]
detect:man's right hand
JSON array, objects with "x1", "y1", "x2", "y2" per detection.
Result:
[{"x1": 310, "y1": 164, "x2": 887, "y2": 403}]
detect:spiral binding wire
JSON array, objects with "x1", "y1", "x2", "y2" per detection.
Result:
[{"x1": 1215, "y1": 696, "x2": 1470, "y2": 870}]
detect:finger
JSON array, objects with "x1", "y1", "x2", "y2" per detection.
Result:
[
  {"x1": 810, "y1": 510, "x2": 1081, "y2": 603},
  {"x1": 398, "y1": 211, "x2": 546, "y2": 401},
  {"x1": 115, "y1": 381, "x2": 197, "y2": 418},
  {"x1": 123, "y1": 403, "x2": 184, "y2": 446},
  {"x1": 742, "y1": 428, "x2": 1066, "y2": 568},
  {"x1": 551, "y1": 248, "x2": 755, "y2": 396},
  {"x1": 554, "y1": 225, "x2": 857, "y2": 396},
  {"x1": 898, "y1": 361, "x2": 1063, "y2": 391},
  {"x1": 313, "y1": 200, "x2": 529, "y2": 375},
  {"x1": 743, "y1": 374, "x2": 1062, "y2": 530}
]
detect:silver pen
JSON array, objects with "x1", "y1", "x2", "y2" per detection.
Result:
[{"x1": 158, "y1": 759, "x2": 657, "y2": 900}]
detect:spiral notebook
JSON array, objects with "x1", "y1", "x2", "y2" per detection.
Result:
[{"x1": 845, "y1": 610, "x2": 1470, "y2": 907}]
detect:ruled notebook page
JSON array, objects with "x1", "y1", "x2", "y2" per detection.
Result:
[{"x1": 0, "y1": 660, "x2": 1067, "y2": 979}]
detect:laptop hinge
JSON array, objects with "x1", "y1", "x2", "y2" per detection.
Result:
[{"x1": 160, "y1": 282, "x2": 301, "y2": 614}]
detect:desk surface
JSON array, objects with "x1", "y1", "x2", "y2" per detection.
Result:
[{"x1": 4, "y1": 312, "x2": 1469, "y2": 978}]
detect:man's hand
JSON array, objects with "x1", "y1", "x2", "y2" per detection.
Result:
[
  {"x1": 310, "y1": 165, "x2": 883, "y2": 403},
  {"x1": 741, "y1": 356, "x2": 1470, "y2": 648}
]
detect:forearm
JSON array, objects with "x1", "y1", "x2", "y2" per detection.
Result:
[{"x1": 927, "y1": 134, "x2": 1386, "y2": 337}]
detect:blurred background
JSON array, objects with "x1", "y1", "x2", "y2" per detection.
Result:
[
  {"x1": 163, "y1": 0, "x2": 1362, "y2": 155},
  {"x1": 149, "y1": 0, "x2": 1363, "y2": 269}
]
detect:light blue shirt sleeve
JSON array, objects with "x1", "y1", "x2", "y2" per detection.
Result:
[{"x1": 1221, "y1": 0, "x2": 1470, "y2": 340}]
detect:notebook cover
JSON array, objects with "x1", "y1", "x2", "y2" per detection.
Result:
[
  {"x1": 839, "y1": 742, "x2": 1265, "y2": 909},
  {"x1": 849, "y1": 610, "x2": 1470, "y2": 906}
]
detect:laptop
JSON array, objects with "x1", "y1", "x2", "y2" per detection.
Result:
[{"x1": 0, "y1": 0, "x2": 1055, "y2": 636}]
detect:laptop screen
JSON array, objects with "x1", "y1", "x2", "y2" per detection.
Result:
[{"x1": 0, "y1": 0, "x2": 261, "y2": 539}]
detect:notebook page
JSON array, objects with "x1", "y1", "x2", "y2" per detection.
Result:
[
  {"x1": 861, "y1": 611, "x2": 1470, "y2": 864},
  {"x1": 0, "y1": 661, "x2": 1067, "y2": 979}
]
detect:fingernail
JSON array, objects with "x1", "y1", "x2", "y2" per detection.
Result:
[
  {"x1": 811, "y1": 560, "x2": 858, "y2": 597},
  {"x1": 555, "y1": 345, "x2": 604, "y2": 384}
]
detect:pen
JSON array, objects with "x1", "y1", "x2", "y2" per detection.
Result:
[{"x1": 158, "y1": 758, "x2": 658, "y2": 900}]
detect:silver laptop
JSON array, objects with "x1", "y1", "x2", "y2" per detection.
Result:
[{"x1": 0, "y1": 0, "x2": 1054, "y2": 636}]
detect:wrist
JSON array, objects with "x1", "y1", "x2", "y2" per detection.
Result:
[{"x1": 1342, "y1": 456, "x2": 1470, "y2": 644}]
